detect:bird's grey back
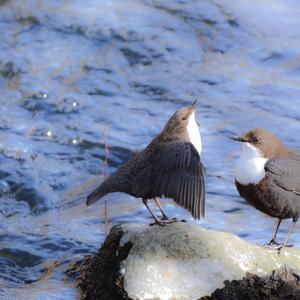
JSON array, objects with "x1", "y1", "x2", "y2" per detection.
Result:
[{"x1": 102, "y1": 147, "x2": 155, "y2": 197}]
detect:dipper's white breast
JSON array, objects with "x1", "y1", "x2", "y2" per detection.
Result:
[
  {"x1": 187, "y1": 111, "x2": 202, "y2": 155},
  {"x1": 235, "y1": 143, "x2": 268, "y2": 185}
]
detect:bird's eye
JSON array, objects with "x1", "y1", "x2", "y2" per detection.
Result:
[{"x1": 182, "y1": 116, "x2": 187, "y2": 121}]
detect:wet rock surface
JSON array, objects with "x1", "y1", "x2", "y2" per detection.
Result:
[
  {"x1": 202, "y1": 268, "x2": 300, "y2": 300},
  {"x1": 66, "y1": 225, "x2": 132, "y2": 300},
  {"x1": 66, "y1": 223, "x2": 300, "y2": 300}
]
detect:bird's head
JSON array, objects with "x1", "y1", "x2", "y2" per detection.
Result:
[
  {"x1": 231, "y1": 128, "x2": 284, "y2": 159},
  {"x1": 160, "y1": 99, "x2": 199, "y2": 141}
]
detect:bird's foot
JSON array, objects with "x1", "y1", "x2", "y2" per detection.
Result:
[
  {"x1": 270, "y1": 243, "x2": 294, "y2": 255},
  {"x1": 160, "y1": 215, "x2": 169, "y2": 221},
  {"x1": 149, "y1": 220, "x2": 166, "y2": 226},
  {"x1": 268, "y1": 239, "x2": 293, "y2": 248},
  {"x1": 174, "y1": 218, "x2": 186, "y2": 223},
  {"x1": 267, "y1": 239, "x2": 282, "y2": 246},
  {"x1": 150, "y1": 219, "x2": 176, "y2": 226},
  {"x1": 257, "y1": 240, "x2": 294, "y2": 251},
  {"x1": 163, "y1": 218, "x2": 178, "y2": 224},
  {"x1": 276, "y1": 243, "x2": 294, "y2": 255},
  {"x1": 263, "y1": 243, "x2": 284, "y2": 251},
  {"x1": 162, "y1": 217, "x2": 186, "y2": 223},
  {"x1": 149, "y1": 217, "x2": 186, "y2": 226}
]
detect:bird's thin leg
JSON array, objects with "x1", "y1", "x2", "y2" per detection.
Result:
[
  {"x1": 153, "y1": 198, "x2": 184, "y2": 224},
  {"x1": 278, "y1": 218, "x2": 298, "y2": 253},
  {"x1": 142, "y1": 198, "x2": 164, "y2": 226},
  {"x1": 154, "y1": 197, "x2": 169, "y2": 220},
  {"x1": 267, "y1": 219, "x2": 282, "y2": 246}
]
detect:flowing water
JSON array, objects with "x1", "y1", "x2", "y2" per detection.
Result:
[{"x1": 0, "y1": 0, "x2": 300, "y2": 299}]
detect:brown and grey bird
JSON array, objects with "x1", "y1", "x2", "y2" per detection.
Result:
[
  {"x1": 86, "y1": 100, "x2": 205, "y2": 225},
  {"x1": 231, "y1": 128, "x2": 300, "y2": 250}
]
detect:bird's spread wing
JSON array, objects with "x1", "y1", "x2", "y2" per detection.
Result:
[
  {"x1": 265, "y1": 159, "x2": 300, "y2": 196},
  {"x1": 153, "y1": 141, "x2": 205, "y2": 219}
]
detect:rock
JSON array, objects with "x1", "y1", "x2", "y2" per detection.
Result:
[
  {"x1": 202, "y1": 267, "x2": 300, "y2": 300},
  {"x1": 66, "y1": 225, "x2": 132, "y2": 300},
  {"x1": 66, "y1": 223, "x2": 300, "y2": 300}
]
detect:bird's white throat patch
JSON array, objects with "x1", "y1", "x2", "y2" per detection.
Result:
[
  {"x1": 187, "y1": 111, "x2": 202, "y2": 154},
  {"x1": 235, "y1": 143, "x2": 268, "y2": 185}
]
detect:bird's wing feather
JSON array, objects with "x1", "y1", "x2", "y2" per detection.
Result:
[
  {"x1": 265, "y1": 159, "x2": 300, "y2": 195},
  {"x1": 153, "y1": 141, "x2": 205, "y2": 219}
]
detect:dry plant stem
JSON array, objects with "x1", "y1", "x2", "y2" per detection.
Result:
[{"x1": 104, "y1": 126, "x2": 109, "y2": 235}]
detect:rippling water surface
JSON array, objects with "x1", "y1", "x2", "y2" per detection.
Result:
[{"x1": 1, "y1": 0, "x2": 300, "y2": 298}]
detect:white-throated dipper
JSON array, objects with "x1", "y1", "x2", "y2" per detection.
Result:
[
  {"x1": 86, "y1": 100, "x2": 205, "y2": 225},
  {"x1": 231, "y1": 128, "x2": 300, "y2": 250}
]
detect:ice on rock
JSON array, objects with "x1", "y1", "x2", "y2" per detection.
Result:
[{"x1": 119, "y1": 223, "x2": 300, "y2": 300}]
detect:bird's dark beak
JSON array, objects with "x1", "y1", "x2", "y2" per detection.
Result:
[
  {"x1": 230, "y1": 135, "x2": 248, "y2": 143},
  {"x1": 191, "y1": 99, "x2": 198, "y2": 110}
]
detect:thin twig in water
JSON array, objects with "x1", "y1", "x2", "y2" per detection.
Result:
[{"x1": 103, "y1": 126, "x2": 109, "y2": 235}]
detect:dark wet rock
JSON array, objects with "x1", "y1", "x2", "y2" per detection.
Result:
[
  {"x1": 65, "y1": 225, "x2": 132, "y2": 300},
  {"x1": 201, "y1": 268, "x2": 300, "y2": 300},
  {"x1": 65, "y1": 223, "x2": 300, "y2": 300}
]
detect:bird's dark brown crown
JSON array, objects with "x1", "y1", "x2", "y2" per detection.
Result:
[
  {"x1": 241, "y1": 128, "x2": 290, "y2": 159},
  {"x1": 155, "y1": 104, "x2": 196, "y2": 143}
]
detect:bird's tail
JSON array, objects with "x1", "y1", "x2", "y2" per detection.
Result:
[{"x1": 86, "y1": 184, "x2": 108, "y2": 206}]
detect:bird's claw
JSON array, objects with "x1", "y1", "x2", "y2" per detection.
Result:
[
  {"x1": 268, "y1": 239, "x2": 293, "y2": 249},
  {"x1": 162, "y1": 217, "x2": 186, "y2": 224},
  {"x1": 256, "y1": 240, "x2": 294, "y2": 252},
  {"x1": 149, "y1": 217, "x2": 186, "y2": 226},
  {"x1": 169, "y1": 217, "x2": 186, "y2": 222},
  {"x1": 149, "y1": 220, "x2": 166, "y2": 226},
  {"x1": 273, "y1": 243, "x2": 293, "y2": 255},
  {"x1": 161, "y1": 215, "x2": 169, "y2": 221},
  {"x1": 267, "y1": 239, "x2": 282, "y2": 246}
]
